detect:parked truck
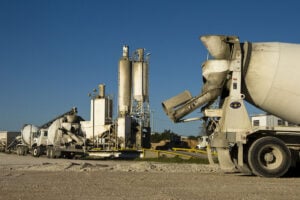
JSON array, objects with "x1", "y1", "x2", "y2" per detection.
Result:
[
  {"x1": 15, "y1": 124, "x2": 47, "y2": 156},
  {"x1": 163, "y1": 35, "x2": 300, "y2": 177},
  {"x1": 13, "y1": 107, "x2": 85, "y2": 158}
]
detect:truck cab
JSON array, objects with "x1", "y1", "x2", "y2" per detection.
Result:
[{"x1": 31, "y1": 128, "x2": 48, "y2": 157}]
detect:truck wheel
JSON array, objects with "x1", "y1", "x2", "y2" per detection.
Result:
[
  {"x1": 22, "y1": 147, "x2": 28, "y2": 156},
  {"x1": 32, "y1": 147, "x2": 40, "y2": 157},
  {"x1": 248, "y1": 136, "x2": 291, "y2": 177},
  {"x1": 48, "y1": 147, "x2": 56, "y2": 159},
  {"x1": 18, "y1": 146, "x2": 26, "y2": 156},
  {"x1": 46, "y1": 148, "x2": 52, "y2": 158},
  {"x1": 17, "y1": 146, "x2": 21, "y2": 156}
]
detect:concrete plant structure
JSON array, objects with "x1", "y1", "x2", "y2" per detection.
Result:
[
  {"x1": 4, "y1": 45, "x2": 151, "y2": 158},
  {"x1": 81, "y1": 45, "x2": 151, "y2": 151},
  {"x1": 117, "y1": 45, "x2": 151, "y2": 149}
]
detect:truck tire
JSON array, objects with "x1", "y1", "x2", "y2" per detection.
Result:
[
  {"x1": 17, "y1": 146, "x2": 26, "y2": 156},
  {"x1": 48, "y1": 147, "x2": 56, "y2": 159},
  {"x1": 248, "y1": 136, "x2": 291, "y2": 177},
  {"x1": 23, "y1": 147, "x2": 28, "y2": 156},
  {"x1": 17, "y1": 146, "x2": 21, "y2": 156},
  {"x1": 32, "y1": 147, "x2": 40, "y2": 157},
  {"x1": 46, "y1": 148, "x2": 49, "y2": 158}
]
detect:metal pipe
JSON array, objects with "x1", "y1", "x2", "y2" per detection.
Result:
[
  {"x1": 92, "y1": 98, "x2": 95, "y2": 147},
  {"x1": 98, "y1": 84, "x2": 105, "y2": 98},
  {"x1": 169, "y1": 89, "x2": 220, "y2": 122}
]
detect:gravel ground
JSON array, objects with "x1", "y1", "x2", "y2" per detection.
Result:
[{"x1": 1, "y1": 153, "x2": 300, "y2": 200}]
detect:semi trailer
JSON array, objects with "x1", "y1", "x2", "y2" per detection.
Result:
[
  {"x1": 0, "y1": 131, "x2": 20, "y2": 152},
  {"x1": 163, "y1": 35, "x2": 300, "y2": 177}
]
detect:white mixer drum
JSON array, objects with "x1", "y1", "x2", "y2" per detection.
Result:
[
  {"x1": 21, "y1": 124, "x2": 39, "y2": 146},
  {"x1": 244, "y1": 42, "x2": 300, "y2": 124}
]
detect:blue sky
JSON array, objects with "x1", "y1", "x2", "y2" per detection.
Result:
[{"x1": 1, "y1": 0, "x2": 300, "y2": 135}]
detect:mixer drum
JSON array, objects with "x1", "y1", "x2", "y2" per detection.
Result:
[
  {"x1": 244, "y1": 42, "x2": 300, "y2": 124},
  {"x1": 21, "y1": 124, "x2": 39, "y2": 146}
]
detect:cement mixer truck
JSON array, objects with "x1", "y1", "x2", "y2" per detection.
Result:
[
  {"x1": 16, "y1": 124, "x2": 47, "y2": 156},
  {"x1": 14, "y1": 108, "x2": 85, "y2": 158},
  {"x1": 45, "y1": 108, "x2": 86, "y2": 158},
  {"x1": 163, "y1": 35, "x2": 300, "y2": 177}
]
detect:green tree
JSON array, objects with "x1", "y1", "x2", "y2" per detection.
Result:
[
  {"x1": 187, "y1": 135, "x2": 198, "y2": 140},
  {"x1": 150, "y1": 129, "x2": 180, "y2": 143}
]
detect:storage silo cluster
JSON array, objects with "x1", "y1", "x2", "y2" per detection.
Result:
[{"x1": 118, "y1": 45, "x2": 151, "y2": 149}]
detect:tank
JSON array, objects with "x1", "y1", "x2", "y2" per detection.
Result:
[
  {"x1": 47, "y1": 115, "x2": 84, "y2": 146},
  {"x1": 47, "y1": 119, "x2": 62, "y2": 146},
  {"x1": 118, "y1": 45, "x2": 132, "y2": 116},
  {"x1": 133, "y1": 61, "x2": 144, "y2": 101},
  {"x1": 132, "y1": 48, "x2": 149, "y2": 102},
  {"x1": 21, "y1": 124, "x2": 39, "y2": 146},
  {"x1": 243, "y1": 42, "x2": 300, "y2": 124}
]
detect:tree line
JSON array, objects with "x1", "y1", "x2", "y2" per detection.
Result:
[{"x1": 150, "y1": 129, "x2": 200, "y2": 143}]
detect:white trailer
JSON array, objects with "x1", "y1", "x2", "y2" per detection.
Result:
[
  {"x1": 0, "y1": 131, "x2": 20, "y2": 152},
  {"x1": 251, "y1": 114, "x2": 295, "y2": 127}
]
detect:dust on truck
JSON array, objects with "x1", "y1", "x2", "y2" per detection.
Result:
[{"x1": 162, "y1": 35, "x2": 300, "y2": 177}]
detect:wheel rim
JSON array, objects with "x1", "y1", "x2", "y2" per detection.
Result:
[
  {"x1": 33, "y1": 148, "x2": 37, "y2": 156},
  {"x1": 257, "y1": 145, "x2": 283, "y2": 170},
  {"x1": 248, "y1": 136, "x2": 291, "y2": 177}
]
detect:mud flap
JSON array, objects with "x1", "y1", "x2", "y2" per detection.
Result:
[
  {"x1": 206, "y1": 144, "x2": 215, "y2": 165},
  {"x1": 217, "y1": 147, "x2": 237, "y2": 173}
]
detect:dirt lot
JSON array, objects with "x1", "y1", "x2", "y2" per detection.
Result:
[{"x1": 1, "y1": 153, "x2": 300, "y2": 200}]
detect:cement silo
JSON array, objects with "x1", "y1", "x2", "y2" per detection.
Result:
[
  {"x1": 132, "y1": 48, "x2": 149, "y2": 103},
  {"x1": 118, "y1": 45, "x2": 132, "y2": 117},
  {"x1": 131, "y1": 48, "x2": 151, "y2": 148},
  {"x1": 117, "y1": 46, "x2": 151, "y2": 149}
]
